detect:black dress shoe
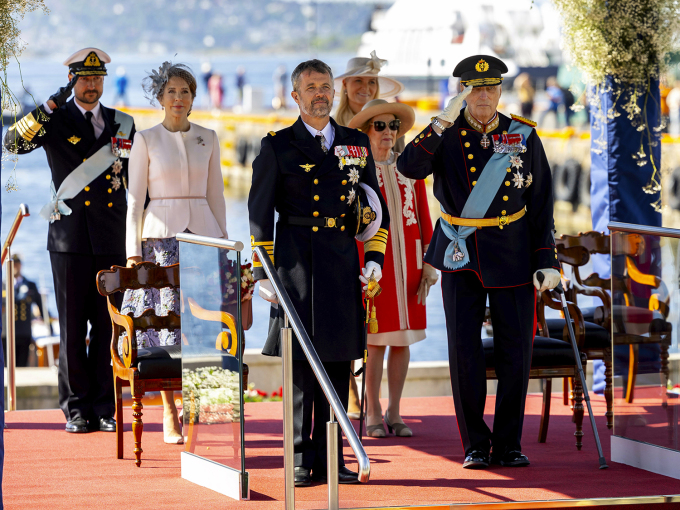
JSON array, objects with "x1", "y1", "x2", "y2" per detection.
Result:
[
  {"x1": 312, "y1": 466, "x2": 360, "y2": 484},
  {"x1": 294, "y1": 467, "x2": 312, "y2": 487},
  {"x1": 65, "y1": 418, "x2": 89, "y2": 434},
  {"x1": 98, "y1": 417, "x2": 116, "y2": 432},
  {"x1": 463, "y1": 449, "x2": 490, "y2": 469},
  {"x1": 491, "y1": 450, "x2": 530, "y2": 467}
]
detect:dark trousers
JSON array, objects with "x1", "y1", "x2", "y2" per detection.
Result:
[
  {"x1": 50, "y1": 252, "x2": 124, "y2": 422},
  {"x1": 293, "y1": 359, "x2": 350, "y2": 472},
  {"x1": 442, "y1": 270, "x2": 535, "y2": 456},
  {"x1": 2, "y1": 335, "x2": 31, "y2": 367}
]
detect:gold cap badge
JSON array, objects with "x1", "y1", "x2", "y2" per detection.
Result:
[
  {"x1": 475, "y1": 59, "x2": 489, "y2": 73},
  {"x1": 84, "y1": 51, "x2": 102, "y2": 67}
]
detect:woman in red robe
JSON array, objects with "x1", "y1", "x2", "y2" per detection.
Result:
[{"x1": 350, "y1": 100, "x2": 437, "y2": 437}]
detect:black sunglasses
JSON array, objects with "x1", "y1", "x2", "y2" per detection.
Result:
[{"x1": 372, "y1": 119, "x2": 401, "y2": 132}]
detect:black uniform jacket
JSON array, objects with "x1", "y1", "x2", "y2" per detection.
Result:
[
  {"x1": 249, "y1": 117, "x2": 390, "y2": 362},
  {"x1": 3, "y1": 100, "x2": 136, "y2": 255},
  {"x1": 2, "y1": 278, "x2": 43, "y2": 339},
  {"x1": 397, "y1": 109, "x2": 560, "y2": 288}
]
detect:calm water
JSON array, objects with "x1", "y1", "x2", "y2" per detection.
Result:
[{"x1": 0, "y1": 136, "x2": 451, "y2": 363}]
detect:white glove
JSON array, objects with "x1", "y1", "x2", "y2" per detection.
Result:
[
  {"x1": 533, "y1": 269, "x2": 561, "y2": 292},
  {"x1": 417, "y1": 263, "x2": 438, "y2": 305},
  {"x1": 438, "y1": 85, "x2": 473, "y2": 124},
  {"x1": 258, "y1": 279, "x2": 279, "y2": 304},
  {"x1": 359, "y1": 261, "x2": 382, "y2": 291}
]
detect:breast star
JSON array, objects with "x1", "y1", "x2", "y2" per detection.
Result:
[
  {"x1": 509, "y1": 155, "x2": 523, "y2": 170},
  {"x1": 512, "y1": 171, "x2": 525, "y2": 189}
]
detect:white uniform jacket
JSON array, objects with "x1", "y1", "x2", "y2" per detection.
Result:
[{"x1": 126, "y1": 122, "x2": 228, "y2": 258}]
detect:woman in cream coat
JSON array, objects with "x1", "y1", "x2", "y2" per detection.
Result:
[{"x1": 123, "y1": 62, "x2": 227, "y2": 444}]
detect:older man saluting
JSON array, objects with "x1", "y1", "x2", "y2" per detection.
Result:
[
  {"x1": 249, "y1": 59, "x2": 389, "y2": 486},
  {"x1": 398, "y1": 55, "x2": 561, "y2": 469}
]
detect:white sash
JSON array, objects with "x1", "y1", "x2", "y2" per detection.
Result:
[{"x1": 40, "y1": 109, "x2": 134, "y2": 223}]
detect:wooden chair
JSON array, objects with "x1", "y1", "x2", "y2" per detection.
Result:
[
  {"x1": 551, "y1": 234, "x2": 614, "y2": 429},
  {"x1": 96, "y1": 262, "x2": 182, "y2": 467},
  {"x1": 484, "y1": 290, "x2": 587, "y2": 449}
]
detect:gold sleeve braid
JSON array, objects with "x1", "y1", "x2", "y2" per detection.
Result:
[
  {"x1": 10, "y1": 112, "x2": 43, "y2": 142},
  {"x1": 251, "y1": 237, "x2": 274, "y2": 268},
  {"x1": 364, "y1": 228, "x2": 388, "y2": 255}
]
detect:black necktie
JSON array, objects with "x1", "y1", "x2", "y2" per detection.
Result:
[
  {"x1": 315, "y1": 134, "x2": 328, "y2": 154},
  {"x1": 85, "y1": 111, "x2": 95, "y2": 139}
]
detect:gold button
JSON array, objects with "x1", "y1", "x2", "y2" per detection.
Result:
[
  {"x1": 341, "y1": 214, "x2": 345, "y2": 218},
  {"x1": 472, "y1": 181, "x2": 477, "y2": 186},
  {"x1": 106, "y1": 175, "x2": 111, "y2": 180},
  {"x1": 470, "y1": 167, "x2": 476, "y2": 173},
  {"x1": 502, "y1": 131, "x2": 508, "y2": 134},
  {"x1": 84, "y1": 186, "x2": 90, "y2": 192},
  {"x1": 107, "y1": 188, "x2": 112, "y2": 193},
  {"x1": 108, "y1": 202, "x2": 113, "y2": 207},
  {"x1": 505, "y1": 181, "x2": 510, "y2": 186},
  {"x1": 340, "y1": 226, "x2": 345, "y2": 231},
  {"x1": 340, "y1": 196, "x2": 345, "y2": 201},
  {"x1": 507, "y1": 168, "x2": 511, "y2": 172},
  {"x1": 414, "y1": 139, "x2": 419, "y2": 144},
  {"x1": 313, "y1": 226, "x2": 318, "y2": 232},
  {"x1": 313, "y1": 211, "x2": 319, "y2": 217},
  {"x1": 465, "y1": 142, "x2": 470, "y2": 148},
  {"x1": 503, "y1": 196, "x2": 509, "y2": 201},
  {"x1": 314, "y1": 195, "x2": 319, "y2": 201},
  {"x1": 461, "y1": 130, "x2": 467, "y2": 136},
  {"x1": 556, "y1": 255, "x2": 559, "y2": 259},
  {"x1": 83, "y1": 158, "x2": 87, "y2": 162},
  {"x1": 85, "y1": 201, "x2": 91, "y2": 206},
  {"x1": 342, "y1": 180, "x2": 347, "y2": 185},
  {"x1": 427, "y1": 133, "x2": 431, "y2": 137},
  {"x1": 502, "y1": 210, "x2": 506, "y2": 215},
  {"x1": 314, "y1": 179, "x2": 319, "y2": 185},
  {"x1": 468, "y1": 154, "x2": 473, "y2": 160}
]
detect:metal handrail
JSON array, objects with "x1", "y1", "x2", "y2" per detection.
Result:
[
  {"x1": 1, "y1": 204, "x2": 29, "y2": 266},
  {"x1": 3, "y1": 204, "x2": 30, "y2": 412},
  {"x1": 608, "y1": 222, "x2": 680, "y2": 239},
  {"x1": 254, "y1": 246, "x2": 371, "y2": 501},
  {"x1": 175, "y1": 232, "x2": 244, "y2": 252}
]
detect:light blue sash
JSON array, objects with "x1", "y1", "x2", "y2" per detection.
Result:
[
  {"x1": 40, "y1": 110, "x2": 134, "y2": 223},
  {"x1": 439, "y1": 120, "x2": 533, "y2": 270}
]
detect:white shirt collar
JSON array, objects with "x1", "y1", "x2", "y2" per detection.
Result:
[
  {"x1": 74, "y1": 100, "x2": 102, "y2": 121},
  {"x1": 302, "y1": 118, "x2": 334, "y2": 149}
]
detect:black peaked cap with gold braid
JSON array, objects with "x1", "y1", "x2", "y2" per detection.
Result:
[
  {"x1": 453, "y1": 55, "x2": 508, "y2": 88},
  {"x1": 64, "y1": 47, "x2": 110, "y2": 77}
]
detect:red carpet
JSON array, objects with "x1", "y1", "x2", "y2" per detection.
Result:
[{"x1": 5, "y1": 394, "x2": 680, "y2": 509}]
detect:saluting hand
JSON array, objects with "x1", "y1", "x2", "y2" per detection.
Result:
[
  {"x1": 48, "y1": 75, "x2": 79, "y2": 109},
  {"x1": 437, "y1": 85, "x2": 473, "y2": 126}
]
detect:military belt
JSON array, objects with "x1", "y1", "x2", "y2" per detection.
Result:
[
  {"x1": 279, "y1": 215, "x2": 345, "y2": 229},
  {"x1": 441, "y1": 206, "x2": 526, "y2": 230}
]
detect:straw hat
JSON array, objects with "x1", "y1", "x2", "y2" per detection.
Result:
[
  {"x1": 334, "y1": 51, "x2": 404, "y2": 99},
  {"x1": 348, "y1": 99, "x2": 415, "y2": 137}
]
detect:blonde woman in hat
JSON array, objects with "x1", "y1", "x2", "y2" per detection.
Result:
[
  {"x1": 349, "y1": 100, "x2": 437, "y2": 437},
  {"x1": 334, "y1": 51, "x2": 404, "y2": 127},
  {"x1": 336, "y1": 51, "x2": 405, "y2": 418},
  {"x1": 124, "y1": 62, "x2": 228, "y2": 444}
]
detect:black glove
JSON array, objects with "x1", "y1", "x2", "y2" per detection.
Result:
[{"x1": 48, "y1": 75, "x2": 78, "y2": 109}]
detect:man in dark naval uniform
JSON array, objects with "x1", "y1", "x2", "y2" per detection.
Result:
[
  {"x1": 4, "y1": 48, "x2": 135, "y2": 433},
  {"x1": 398, "y1": 55, "x2": 561, "y2": 469},
  {"x1": 249, "y1": 59, "x2": 389, "y2": 486},
  {"x1": 2, "y1": 255, "x2": 44, "y2": 367}
]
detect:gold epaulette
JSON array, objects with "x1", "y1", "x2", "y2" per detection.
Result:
[
  {"x1": 510, "y1": 114, "x2": 537, "y2": 128},
  {"x1": 251, "y1": 236, "x2": 274, "y2": 268},
  {"x1": 364, "y1": 228, "x2": 388, "y2": 255}
]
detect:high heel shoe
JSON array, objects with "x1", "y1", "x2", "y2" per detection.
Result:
[
  {"x1": 365, "y1": 422, "x2": 386, "y2": 438},
  {"x1": 384, "y1": 413, "x2": 412, "y2": 437},
  {"x1": 163, "y1": 411, "x2": 184, "y2": 445}
]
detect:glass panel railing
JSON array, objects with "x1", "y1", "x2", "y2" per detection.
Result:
[
  {"x1": 178, "y1": 234, "x2": 248, "y2": 500},
  {"x1": 609, "y1": 224, "x2": 679, "y2": 456}
]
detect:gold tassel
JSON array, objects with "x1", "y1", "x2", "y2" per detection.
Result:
[{"x1": 369, "y1": 304, "x2": 378, "y2": 333}]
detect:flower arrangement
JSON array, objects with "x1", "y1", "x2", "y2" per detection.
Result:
[
  {"x1": 182, "y1": 366, "x2": 241, "y2": 424},
  {"x1": 552, "y1": 0, "x2": 680, "y2": 212},
  {"x1": 1, "y1": 0, "x2": 49, "y2": 191},
  {"x1": 205, "y1": 260, "x2": 255, "y2": 303},
  {"x1": 244, "y1": 383, "x2": 283, "y2": 403}
]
